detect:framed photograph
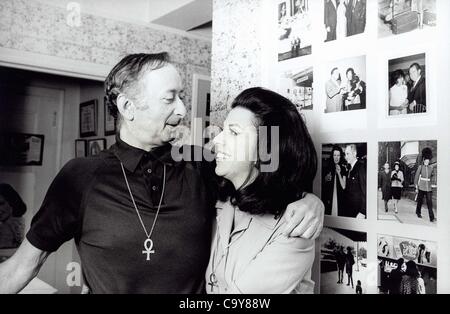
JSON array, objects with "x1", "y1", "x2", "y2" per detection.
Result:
[
  {"x1": 321, "y1": 142, "x2": 367, "y2": 219},
  {"x1": 320, "y1": 227, "x2": 367, "y2": 294},
  {"x1": 378, "y1": 234, "x2": 437, "y2": 294},
  {"x1": 87, "y1": 138, "x2": 106, "y2": 156},
  {"x1": 0, "y1": 133, "x2": 45, "y2": 166},
  {"x1": 278, "y1": 66, "x2": 313, "y2": 111},
  {"x1": 378, "y1": 0, "x2": 436, "y2": 38},
  {"x1": 377, "y1": 140, "x2": 437, "y2": 226},
  {"x1": 79, "y1": 99, "x2": 98, "y2": 137},
  {"x1": 324, "y1": 0, "x2": 367, "y2": 43},
  {"x1": 324, "y1": 55, "x2": 366, "y2": 113},
  {"x1": 104, "y1": 99, "x2": 116, "y2": 136},
  {"x1": 278, "y1": 0, "x2": 312, "y2": 62},
  {"x1": 75, "y1": 139, "x2": 87, "y2": 158},
  {"x1": 388, "y1": 53, "x2": 426, "y2": 116}
]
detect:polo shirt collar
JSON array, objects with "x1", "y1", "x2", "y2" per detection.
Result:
[{"x1": 113, "y1": 134, "x2": 174, "y2": 172}]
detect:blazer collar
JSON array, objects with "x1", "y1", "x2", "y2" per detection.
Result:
[{"x1": 215, "y1": 201, "x2": 281, "y2": 250}]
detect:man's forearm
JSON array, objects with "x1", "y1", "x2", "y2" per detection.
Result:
[{"x1": 0, "y1": 240, "x2": 49, "y2": 294}]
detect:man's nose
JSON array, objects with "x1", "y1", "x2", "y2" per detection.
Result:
[{"x1": 174, "y1": 97, "x2": 187, "y2": 118}]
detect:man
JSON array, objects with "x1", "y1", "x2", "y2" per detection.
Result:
[
  {"x1": 0, "y1": 53, "x2": 324, "y2": 294},
  {"x1": 343, "y1": 144, "x2": 366, "y2": 218},
  {"x1": 378, "y1": 163, "x2": 392, "y2": 213},
  {"x1": 407, "y1": 63, "x2": 426, "y2": 114},
  {"x1": 325, "y1": 68, "x2": 345, "y2": 113},
  {"x1": 414, "y1": 147, "x2": 436, "y2": 222},
  {"x1": 324, "y1": 0, "x2": 337, "y2": 42},
  {"x1": 349, "y1": 0, "x2": 366, "y2": 36}
]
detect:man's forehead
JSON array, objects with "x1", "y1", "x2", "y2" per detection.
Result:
[{"x1": 142, "y1": 64, "x2": 183, "y2": 90}]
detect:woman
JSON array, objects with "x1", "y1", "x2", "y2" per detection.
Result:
[
  {"x1": 400, "y1": 260, "x2": 420, "y2": 294},
  {"x1": 345, "y1": 246, "x2": 355, "y2": 288},
  {"x1": 323, "y1": 145, "x2": 347, "y2": 216},
  {"x1": 336, "y1": 0, "x2": 347, "y2": 40},
  {"x1": 390, "y1": 161, "x2": 404, "y2": 214},
  {"x1": 206, "y1": 87, "x2": 317, "y2": 294},
  {"x1": 389, "y1": 69, "x2": 409, "y2": 115}
]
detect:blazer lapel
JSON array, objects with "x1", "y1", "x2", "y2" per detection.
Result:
[{"x1": 215, "y1": 201, "x2": 235, "y2": 250}]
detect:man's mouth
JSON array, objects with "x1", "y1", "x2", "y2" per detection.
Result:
[{"x1": 216, "y1": 151, "x2": 231, "y2": 161}]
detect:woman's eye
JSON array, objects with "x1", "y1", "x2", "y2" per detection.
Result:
[
  {"x1": 229, "y1": 129, "x2": 238, "y2": 136},
  {"x1": 164, "y1": 98, "x2": 174, "y2": 103}
]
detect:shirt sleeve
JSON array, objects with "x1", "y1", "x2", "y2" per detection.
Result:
[
  {"x1": 26, "y1": 158, "x2": 90, "y2": 252},
  {"x1": 227, "y1": 234, "x2": 315, "y2": 294}
]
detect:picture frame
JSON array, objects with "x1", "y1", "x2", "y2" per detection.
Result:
[
  {"x1": 87, "y1": 138, "x2": 106, "y2": 156},
  {"x1": 79, "y1": 99, "x2": 98, "y2": 137},
  {"x1": 0, "y1": 133, "x2": 45, "y2": 166},
  {"x1": 104, "y1": 99, "x2": 116, "y2": 136},
  {"x1": 75, "y1": 139, "x2": 87, "y2": 158}
]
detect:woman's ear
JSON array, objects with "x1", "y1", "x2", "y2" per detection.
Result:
[{"x1": 117, "y1": 94, "x2": 135, "y2": 121}]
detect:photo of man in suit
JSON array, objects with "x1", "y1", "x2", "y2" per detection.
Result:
[
  {"x1": 407, "y1": 63, "x2": 426, "y2": 113},
  {"x1": 344, "y1": 144, "x2": 366, "y2": 219},
  {"x1": 324, "y1": 0, "x2": 337, "y2": 41}
]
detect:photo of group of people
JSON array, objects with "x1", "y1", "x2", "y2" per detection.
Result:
[
  {"x1": 388, "y1": 53, "x2": 426, "y2": 116},
  {"x1": 322, "y1": 142, "x2": 367, "y2": 219},
  {"x1": 378, "y1": 234, "x2": 437, "y2": 294},
  {"x1": 278, "y1": 0, "x2": 312, "y2": 61},
  {"x1": 320, "y1": 227, "x2": 367, "y2": 294},
  {"x1": 278, "y1": 66, "x2": 313, "y2": 111},
  {"x1": 378, "y1": 0, "x2": 437, "y2": 38},
  {"x1": 324, "y1": 0, "x2": 367, "y2": 42},
  {"x1": 324, "y1": 55, "x2": 366, "y2": 113},
  {"x1": 378, "y1": 140, "x2": 437, "y2": 226}
]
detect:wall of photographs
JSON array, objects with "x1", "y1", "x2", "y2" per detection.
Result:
[{"x1": 260, "y1": 0, "x2": 450, "y2": 293}]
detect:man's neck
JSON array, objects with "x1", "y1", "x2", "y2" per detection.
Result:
[{"x1": 119, "y1": 127, "x2": 159, "y2": 152}]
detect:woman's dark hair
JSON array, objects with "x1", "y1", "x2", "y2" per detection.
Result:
[
  {"x1": 392, "y1": 69, "x2": 405, "y2": 86},
  {"x1": 329, "y1": 145, "x2": 345, "y2": 168},
  {"x1": 104, "y1": 52, "x2": 170, "y2": 128},
  {"x1": 346, "y1": 68, "x2": 355, "y2": 76},
  {"x1": 218, "y1": 87, "x2": 317, "y2": 217},
  {"x1": 405, "y1": 260, "x2": 420, "y2": 278},
  {"x1": 0, "y1": 183, "x2": 27, "y2": 217}
]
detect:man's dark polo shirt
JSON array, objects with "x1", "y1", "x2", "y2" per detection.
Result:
[{"x1": 26, "y1": 137, "x2": 216, "y2": 293}]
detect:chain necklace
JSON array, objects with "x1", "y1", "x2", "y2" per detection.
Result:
[
  {"x1": 120, "y1": 162, "x2": 166, "y2": 261},
  {"x1": 208, "y1": 209, "x2": 249, "y2": 292}
]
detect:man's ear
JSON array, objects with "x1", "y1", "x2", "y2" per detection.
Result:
[{"x1": 116, "y1": 94, "x2": 135, "y2": 121}]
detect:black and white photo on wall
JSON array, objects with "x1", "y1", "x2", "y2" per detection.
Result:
[
  {"x1": 377, "y1": 234, "x2": 437, "y2": 294},
  {"x1": 278, "y1": 0, "x2": 312, "y2": 62},
  {"x1": 322, "y1": 142, "x2": 367, "y2": 219},
  {"x1": 320, "y1": 228, "x2": 367, "y2": 294},
  {"x1": 378, "y1": 140, "x2": 437, "y2": 226},
  {"x1": 388, "y1": 53, "x2": 426, "y2": 116},
  {"x1": 75, "y1": 139, "x2": 87, "y2": 158},
  {"x1": 0, "y1": 133, "x2": 44, "y2": 166},
  {"x1": 278, "y1": 66, "x2": 313, "y2": 111},
  {"x1": 87, "y1": 138, "x2": 106, "y2": 157},
  {"x1": 378, "y1": 0, "x2": 437, "y2": 37},
  {"x1": 324, "y1": 0, "x2": 367, "y2": 42},
  {"x1": 79, "y1": 99, "x2": 98, "y2": 138},
  {"x1": 324, "y1": 55, "x2": 366, "y2": 113}
]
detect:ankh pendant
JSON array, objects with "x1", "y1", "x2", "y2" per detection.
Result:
[{"x1": 142, "y1": 238, "x2": 155, "y2": 261}]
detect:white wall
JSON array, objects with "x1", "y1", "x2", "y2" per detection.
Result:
[{"x1": 211, "y1": 0, "x2": 450, "y2": 293}]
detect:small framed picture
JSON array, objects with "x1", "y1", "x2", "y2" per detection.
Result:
[
  {"x1": 0, "y1": 133, "x2": 45, "y2": 166},
  {"x1": 87, "y1": 138, "x2": 106, "y2": 156},
  {"x1": 104, "y1": 99, "x2": 116, "y2": 136},
  {"x1": 79, "y1": 99, "x2": 98, "y2": 137},
  {"x1": 75, "y1": 139, "x2": 87, "y2": 158}
]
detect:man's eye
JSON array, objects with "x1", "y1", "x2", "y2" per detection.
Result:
[{"x1": 164, "y1": 98, "x2": 174, "y2": 103}]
